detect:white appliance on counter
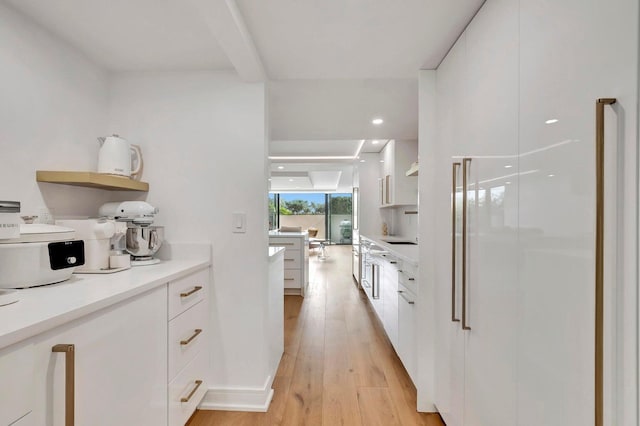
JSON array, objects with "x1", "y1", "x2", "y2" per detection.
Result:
[
  {"x1": 0, "y1": 224, "x2": 84, "y2": 288},
  {"x1": 99, "y1": 201, "x2": 163, "y2": 266},
  {"x1": 56, "y1": 218, "x2": 130, "y2": 273}
]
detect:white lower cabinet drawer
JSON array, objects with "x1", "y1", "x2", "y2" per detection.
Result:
[
  {"x1": 269, "y1": 237, "x2": 301, "y2": 250},
  {"x1": 169, "y1": 350, "x2": 208, "y2": 426},
  {"x1": 169, "y1": 300, "x2": 207, "y2": 379},
  {"x1": 283, "y1": 269, "x2": 301, "y2": 288},
  {"x1": 0, "y1": 342, "x2": 34, "y2": 426},
  {"x1": 282, "y1": 250, "x2": 301, "y2": 269},
  {"x1": 168, "y1": 269, "x2": 208, "y2": 320}
]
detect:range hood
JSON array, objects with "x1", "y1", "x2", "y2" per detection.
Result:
[{"x1": 405, "y1": 161, "x2": 419, "y2": 176}]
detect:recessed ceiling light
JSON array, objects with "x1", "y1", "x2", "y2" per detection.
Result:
[
  {"x1": 372, "y1": 118, "x2": 384, "y2": 125},
  {"x1": 372, "y1": 140, "x2": 379, "y2": 145},
  {"x1": 545, "y1": 119, "x2": 559, "y2": 124},
  {"x1": 268, "y1": 178, "x2": 272, "y2": 181},
  {"x1": 548, "y1": 174, "x2": 555, "y2": 177},
  {"x1": 288, "y1": 179, "x2": 294, "y2": 182},
  {"x1": 277, "y1": 166, "x2": 284, "y2": 170},
  {"x1": 504, "y1": 165, "x2": 513, "y2": 169},
  {"x1": 505, "y1": 181, "x2": 511, "y2": 185},
  {"x1": 380, "y1": 160, "x2": 384, "y2": 163},
  {"x1": 360, "y1": 160, "x2": 366, "y2": 163}
]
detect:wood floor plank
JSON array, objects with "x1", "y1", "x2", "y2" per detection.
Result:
[
  {"x1": 322, "y1": 318, "x2": 362, "y2": 426},
  {"x1": 357, "y1": 387, "x2": 401, "y2": 426},
  {"x1": 188, "y1": 245, "x2": 441, "y2": 426},
  {"x1": 279, "y1": 264, "x2": 326, "y2": 426}
]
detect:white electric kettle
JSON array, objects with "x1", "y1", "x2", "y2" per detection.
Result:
[{"x1": 97, "y1": 134, "x2": 142, "y2": 179}]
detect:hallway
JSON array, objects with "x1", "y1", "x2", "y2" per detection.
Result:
[{"x1": 188, "y1": 245, "x2": 444, "y2": 426}]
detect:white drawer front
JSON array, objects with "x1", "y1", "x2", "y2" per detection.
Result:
[
  {"x1": 0, "y1": 343, "x2": 34, "y2": 426},
  {"x1": 283, "y1": 269, "x2": 301, "y2": 289},
  {"x1": 169, "y1": 350, "x2": 208, "y2": 426},
  {"x1": 282, "y1": 250, "x2": 301, "y2": 269},
  {"x1": 398, "y1": 265, "x2": 417, "y2": 295},
  {"x1": 169, "y1": 300, "x2": 207, "y2": 380},
  {"x1": 269, "y1": 237, "x2": 301, "y2": 250},
  {"x1": 169, "y1": 268, "x2": 208, "y2": 320}
]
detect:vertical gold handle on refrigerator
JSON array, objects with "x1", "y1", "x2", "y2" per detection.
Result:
[
  {"x1": 595, "y1": 97, "x2": 615, "y2": 426},
  {"x1": 52, "y1": 344, "x2": 75, "y2": 426},
  {"x1": 451, "y1": 162, "x2": 461, "y2": 322},
  {"x1": 462, "y1": 158, "x2": 472, "y2": 331}
]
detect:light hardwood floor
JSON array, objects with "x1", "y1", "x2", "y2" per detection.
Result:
[{"x1": 187, "y1": 245, "x2": 444, "y2": 426}]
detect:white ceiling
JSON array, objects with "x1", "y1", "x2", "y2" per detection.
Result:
[
  {"x1": 235, "y1": 0, "x2": 484, "y2": 79},
  {"x1": 270, "y1": 163, "x2": 354, "y2": 193},
  {"x1": 5, "y1": 0, "x2": 233, "y2": 71},
  {"x1": 269, "y1": 79, "x2": 419, "y2": 141},
  {"x1": 6, "y1": 0, "x2": 485, "y2": 176}
]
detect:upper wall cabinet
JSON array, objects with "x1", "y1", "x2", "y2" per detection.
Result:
[{"x1": 379, "y1": 140, "x2": 418, "y2": 207}]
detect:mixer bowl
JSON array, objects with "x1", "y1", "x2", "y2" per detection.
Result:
[{"x1": 125, "y1": 225, "x2": 164, "y2": 258}]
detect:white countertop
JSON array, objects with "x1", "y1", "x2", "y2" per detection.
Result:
[
  {"x1": 360, "y1": 235, "x2": 419, "y2": 265},
  {"x1": 269, "y1": 246, "x2": 285, "y2": 262},
  {"x1": 269, "y1": 230, "x2": 308, "y2": 237},
  {"x1": 0, "y1": 256, "x2": 210, "y2": 350}
]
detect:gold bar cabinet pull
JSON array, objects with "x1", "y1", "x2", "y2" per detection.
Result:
[
  {"x1": 595, "y1": 97, "x2": 615, "y2": 426},
  {"x1": 180, "y1": 286, "x2": 203, "y2": 298},
  {"x1": 462, "y1": 158, "x2": 472, "y2": 331},
  {"x1": 181, "y1": 380, "x2": 203, "y2": 403},
  {"x1": 52, "y1": 343, "x2": 75, "y2": 426},
  {"x1": 451, "y1": 162, "x2": 461, "y2": 322},
  {"x1": 180, "y1": 329, "x2": 203, "y2": 346}
]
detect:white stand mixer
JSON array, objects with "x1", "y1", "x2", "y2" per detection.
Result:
[{"x1": 99, "y1": 201, "x2": 163, "y2": 266}]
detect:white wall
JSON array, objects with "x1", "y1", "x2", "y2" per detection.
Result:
[
  {"x1": 107, "y1": 71, "x2": 271, "y2": 398},
  {"x1": 0, "y1": 2, "x2": 111, "y2": 218}
]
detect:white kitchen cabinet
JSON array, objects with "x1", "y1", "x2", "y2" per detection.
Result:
[
  {"x1": 369, "y1": 256, "x2": 384, "y2": 320},
  {"x1": 517, "y1": 1, "x2": 637, "y2": 425},
  {"x1": 379, "y1": 140, "x2": 418, "y2": 207},
  {"x1": 167, "y1": 270, "x2": 210, "y2": 426},
  {"x1": 31, "y1": 285, "x2": 168, "y2": 426},
  {"x1": 433, "y1": 31, "x2": 467, "y2": 426},
  {"x1": 381, "y1": 253, "x2": 399, "y2": 349},
  {"x1": 0, "y1": 341, "x2": 34, "y2": 425},
  {"x1": 397, "y1": 282, "x2": 416, "y2": 383},
  {"x1": 269, "y1": 232, "x2": 309, "y2": 296},
  {"x1": 461, "y1": 1, "x2": 519, "y2": 426},
  {"x1": 431, "y1": 0, "x2": 638, "y2": 425}
]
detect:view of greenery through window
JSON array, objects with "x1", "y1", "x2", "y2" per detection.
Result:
[{"x1": 269, "y1": 193, "x2": 353, "y2": 244}]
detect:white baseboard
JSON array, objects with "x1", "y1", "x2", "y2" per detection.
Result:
[{"x1": 198, "y1": 375, "x2": 275, "y2": 412}]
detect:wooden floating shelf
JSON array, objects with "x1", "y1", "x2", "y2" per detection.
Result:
[{"x1": 36, "y1": 171, "x2": 149, "y2": 192}]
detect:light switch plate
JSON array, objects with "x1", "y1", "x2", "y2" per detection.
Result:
[{"x1": 232, "y1": 212, "x2": 246, "y2": 233}]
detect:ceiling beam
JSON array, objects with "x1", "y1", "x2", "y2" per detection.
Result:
[{"x1": 187, "y1": 0, "x2": 266, "y2": 82}]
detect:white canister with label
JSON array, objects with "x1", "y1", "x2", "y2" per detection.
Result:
[{"x1": 0, "y1": 201, "x2": 20, "y2": 239}]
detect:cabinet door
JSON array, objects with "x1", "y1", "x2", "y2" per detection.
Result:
[
  {"x1": 370, "y1": 261, "x2": 384, "y2": 319},
  {"x1": 434, "y1": 31, "x2": 467, "y2": 426},
  {"x1": 398, "y1": 285, "x2": 416, "y2": 382},
  {"x1": 31, "y1": 286, "x2": 168, "y2": 426},
  {"x1": 462, "y1": 1, "x2": 519, "y2": 426},
  {"x1": 518, "y1": 1, "x2": 637, "y2": 425},
  {"x1": 382, "y1": 256, "x2": 399, "y2": 349}
]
